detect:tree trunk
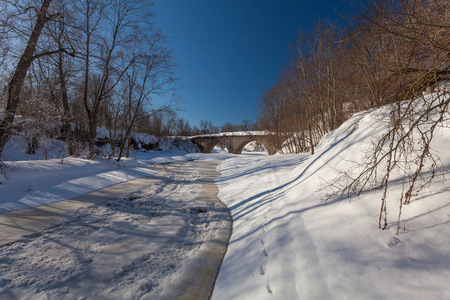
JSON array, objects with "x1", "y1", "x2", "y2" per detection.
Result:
[
  {"x1": 308, "y1": 121, "x2": 314, "y2": 155},
  {"x1": 116, "y1": 128, "x2": 132, "y2": 162},
  {"x1": 58, "y1": 51, "x2": 75, "y2": 156},
  {"x1": 87, "y1": 116, "x2": 97, "y2": 159},
  {"x1": 125, "y1": 136, "x2": 132, "y2": 158},
  {"x1": 0, "y1": 0, "x2": 53, "y2": 157}
]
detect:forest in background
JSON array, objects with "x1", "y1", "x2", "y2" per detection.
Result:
[{"x1": 257, "y1": 0, "x2": 449, "y2": 155}]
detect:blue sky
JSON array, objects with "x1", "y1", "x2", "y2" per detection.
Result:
[{"x1": 153, "y1": 0, "x2": 353, "y2": 128}]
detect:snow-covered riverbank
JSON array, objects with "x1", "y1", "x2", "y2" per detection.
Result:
[{"x1": 213, "y1": 108, "x2": 450, "y2": 299}]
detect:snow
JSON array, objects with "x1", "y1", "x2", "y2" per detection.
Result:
[
  {"x1": 0, "y1": 155, "x2": 156, "y2": 212},
  {"x1": 212, "y1": 103, "x2": 450, "y2": 299},
  {"x1": 0, "y1": 161, "x2": 230, "y2": 299},
  {"x1": 0, "y1": 136, "x2": 229, "y2": 212},
  {"x1": 1, "y1": 97, "x2": 450, "y2": 299},
  {"x1": 190, "y1": 131, "x2": 271, "y2": 138}
]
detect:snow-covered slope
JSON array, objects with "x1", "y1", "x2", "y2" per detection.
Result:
[{"x1": 213, "y1": 105, "x2": 450, "y2": 299}]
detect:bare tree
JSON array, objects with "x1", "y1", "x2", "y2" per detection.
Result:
[
  {"x1": 221, "y1": 122, "x2": 236, "y2": 132},
  {"x1": 74, "y1": 0, "x2": 176, "y2": 159},
  {"x1": 240, "y1": 119, "x2": 253, "y2": 131},
  {"x1": 0, "y1": 0, "x2": 72, "y2": 157},
  {"x1": 199, "y1": 119, "x2": 219, "y2": 134},
  {"x1": 328, "y1": 0, "x2": 450, "y2": 232},
  {"x1": 76, "y1": 0, "x2": 122, "y2": 158},
  {"x1": 173, "y1": 118, "x2": 192, "y2": 136},
  {"x1": 257, "y1": 24, "x2": 348, "y2": 155},
  {"x1": 115, "y1": 47, "x2": 176, "y2": 161},
  {"x1": 47, "y1": 0, "x2": 78, "y2": 155}
]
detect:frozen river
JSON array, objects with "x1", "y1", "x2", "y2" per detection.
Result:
[{"x1": 0, "y1": 159, "x2": 231, "y2": 300}]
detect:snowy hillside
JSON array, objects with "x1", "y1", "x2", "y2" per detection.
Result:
[{"x1": 213, "y1": 103, "x2": 450, "y2": 299}]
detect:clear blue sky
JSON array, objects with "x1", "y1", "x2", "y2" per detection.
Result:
[{"x1": 153, "y1": 0, "x2": 353, "y2": 128}]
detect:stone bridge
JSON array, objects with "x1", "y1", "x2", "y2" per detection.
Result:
[{"x1": 189, "y1": 132, "x2": 290, "y2": 155}]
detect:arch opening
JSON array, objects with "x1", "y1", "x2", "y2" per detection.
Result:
[
  {"x1": 203, "y1": 139, "x2": 221, "y2": 153},
  {"x1": 235, "y1": 140, "x2": 268, "y2": 155}
]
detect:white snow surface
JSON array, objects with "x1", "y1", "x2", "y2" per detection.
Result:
[
  {"x1": 1, "y1": 98, "x2": 450, "y2": 299},
  {"x1": 0, "y1": 139, "x2": 229, "y2": 212},
  {"x1": 0, "y1": 141, "x2": 232, "y2": 299},
  {"x1": 0, "y1": 160, "x2": 230, "y2": 299},
  {"x1": 212, "y1": 105, "x2": 450, "y2": 299}
]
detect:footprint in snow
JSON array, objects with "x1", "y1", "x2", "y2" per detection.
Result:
[
  {"x1": 266, "y1": 283, "x2": 273, "y2": 294},
  {"x1": 263, "y1": 247, "x2": 269, "y2": 257},
  {"x1": 387, "y1": 236, "x2": 401, "y2": 248},
  {"x1": 259, "y1": 265, "x2": 266, "y2": 275}
]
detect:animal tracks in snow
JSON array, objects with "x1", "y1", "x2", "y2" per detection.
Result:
[
  {"x1": 266, "y1": 283, "x2": 273, "y2": 294},
  {"x1": 259, "y1": 235, "x2": 272, "y2": 294},
  {"x1": 259, "y1": 264, "x2": 266, "y2": 275}
]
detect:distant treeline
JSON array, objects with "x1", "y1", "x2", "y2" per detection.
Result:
[{"x1": 256, "y1": 0, "x2": 450, "y2": 154}]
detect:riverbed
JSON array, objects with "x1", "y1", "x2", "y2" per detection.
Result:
[{"x1": 0, "y1": 160, "x2": 231, "y2": 300}]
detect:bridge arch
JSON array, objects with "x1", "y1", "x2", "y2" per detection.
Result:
[
  {"x1": 203, "y1": 139, "x2": 221, "y2": 153},
  {"x1": 189, "y1": 132, "x2": 291, "y2": 155},
  {"x1": 234, "y1": 138, "x2": 273, "y2": 155}
]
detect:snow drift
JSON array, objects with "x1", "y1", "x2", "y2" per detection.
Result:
[{"x1": 213, "y1": 100, "x2": 450, "y2": 299}]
